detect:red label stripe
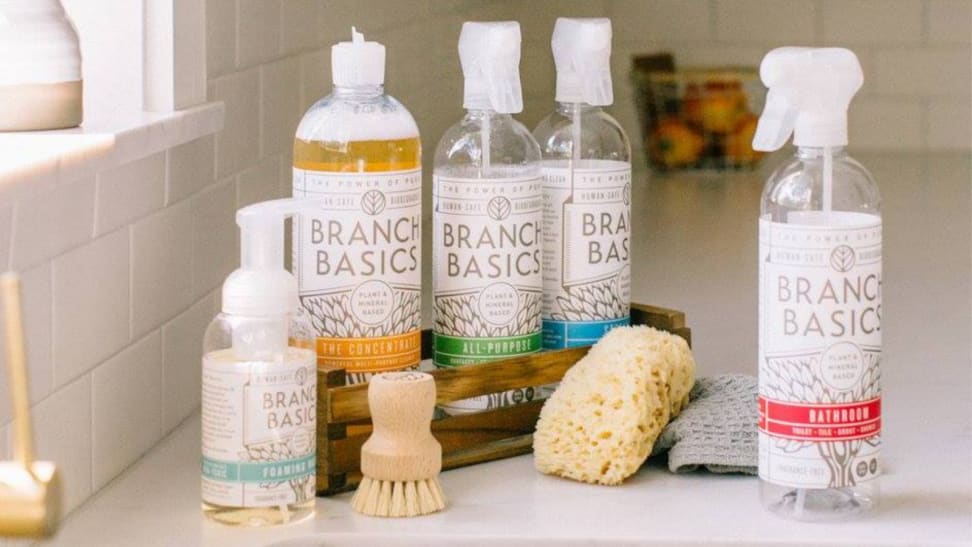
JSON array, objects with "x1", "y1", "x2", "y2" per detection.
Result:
[{"x1": 758, "y1": 396, "x2": 881, "y2": 441}]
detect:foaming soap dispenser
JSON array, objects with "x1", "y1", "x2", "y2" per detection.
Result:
[
  {"x1": 753, "y1": 47, "x2": 882, "y2": 521},
  {"x1": 202, "y1": 199, "x2": 318, "y2": 527},
  {"x1": 533, "y1": 18, "x2": 632, "y2": 350}
]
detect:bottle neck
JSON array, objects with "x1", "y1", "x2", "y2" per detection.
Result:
[
  {"x1": 555, "y1": 102, "x2": 600, "y2": 116},
  {"x1": 332, "y1": 84, "x2": 384, "y2": 98},
  {"x1": 796, "y1": 146, "x2": 848, "y2": 160},
  {"x1": 464, "y1": 109, "x2": 511, "y2": 122}
]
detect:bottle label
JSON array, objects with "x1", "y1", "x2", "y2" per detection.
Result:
[
  {"x1": 541, "y1": 161, "x2": 632, "y2": 348},
  {"x1": 201, "y1": 348, "x2": 317, "y2": 508},
  {"x1": 758, "y1": 213, "x2": 882, "y2": 489},
  {"x1": 432, "y1": 174, "x2": 543, "y2": 413},
  {"x1": 293, "y1": 168, "x2": 422, "y2": 383}
]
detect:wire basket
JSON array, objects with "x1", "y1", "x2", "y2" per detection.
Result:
[{"x1": 633, "y1": 66, "x2": 767, "y2": 171}]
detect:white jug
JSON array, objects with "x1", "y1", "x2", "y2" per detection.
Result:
[{"x1": 0, "y1": 0, "x2": 82, "y2": 131}]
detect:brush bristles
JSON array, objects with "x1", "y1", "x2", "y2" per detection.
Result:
[{"x1": 351, "y1": 476, "x2": 446, "y2": 517}]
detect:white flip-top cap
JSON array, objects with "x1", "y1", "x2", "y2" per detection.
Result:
[
  {"x1": 222, "y1": 198, "x2": 316, "y2": 316},
  {"x1": 552, "y1": 17, "x2": 613, "y2": 106},
  {"x1": 332, "y1": 27, "x2": 385, "y2": 87},
  {"x1": 752, "y1": 47, "x2": 863, "y2": 150},
  {"x1": 458, "y1": 21, "x2": 523, "y2": 113}
]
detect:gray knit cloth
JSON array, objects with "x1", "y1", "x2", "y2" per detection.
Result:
[{"x1": 651, "y1": 374, "x2": 758, "y2": 474}]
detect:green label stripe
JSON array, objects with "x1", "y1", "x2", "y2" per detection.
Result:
[
  {"x1": 202, "y1": 454, "x2": 315, "y2": 483},
  {"x1": 433, "y1": 332, "x2": 541, "y2": 367}
]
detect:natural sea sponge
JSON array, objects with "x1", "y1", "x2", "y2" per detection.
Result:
[{"x1": 533, "y1": 326, "x2": 696, "y2": 485}]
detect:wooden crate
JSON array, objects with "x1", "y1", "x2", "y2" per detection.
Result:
[{"x1": 315, "y1": 303, "x2": 690, "y2": 496}]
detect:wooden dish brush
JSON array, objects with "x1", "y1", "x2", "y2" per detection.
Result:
[{"x1": 350, "y1": 371, "x2": 445, "y2": 517}]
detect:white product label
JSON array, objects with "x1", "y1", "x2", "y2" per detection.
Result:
[
  {"x1": 292, "y1": 168, "x2": 422, "y2": 381},
  {"x1": 758, "y1": 212, "x2": 882, "y2": 489},
  {"x1": 432, "y1": 174, "x2": 543, "y2": 413},
  {"x1": 541, "y1": 160, "x2": 632, "y2": 349},
  {"x1": 201, "y1": 348, "x2": 317, "y2": 508}
]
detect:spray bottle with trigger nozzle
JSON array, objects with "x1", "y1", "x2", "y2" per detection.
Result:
[{"x1": 753, "y1": 47, "x2": 882, "y2": 521}]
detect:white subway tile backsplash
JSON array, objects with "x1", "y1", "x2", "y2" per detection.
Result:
[
  {"x1": 610, "y1": 0, "x2": 710, "y2": 46},
  {"x1": 714, "y1": 0, "x2": 816, "y2": 45},
  {"x1": 849, "y1": 96, "x2": 924, "y2": 149},
  {"x1": 928, "y1": 0, "x2": 972, "y2": 44},
  {"x1": 299, "y1": 49, "x2": 331, "y2": 112},
  {"x1": 0, "y1": 262, "x2": 54, "y2": 424},
  {"x1": 206, "y1": 0, "x2": 237, "y2": 77},
  {"x1": 260, "y1": 57, "x2": 302, "y2": 158},
  {"x1": 821, "y1": 0, "x2": 922, "y2": 45},
  {"x1": 281, "y1": 0, "x2": 324, "y2": 54},
  {"x1": 91, "y1": 331, "x2": 163, "y2": 490},
  {"x1": 209, "y1": 69, "x2": 261, "y2": 179},
  {"x1": 927, "y1": 98, "x2": 972, "y2": 149},
  {"x1": 237, "y1": 0, "x2": 282, "y2": 68},
  {"x1": 11, "y1": 177, "x2": 95, "y2": 271},
  {"x1": 191, "y1": 180, "x2": 237, "y2": 299},
  {"x1": 31, "y1": 375, "x2": 92, "y2": 513},
  {"x1": 131, "y1": 201, "x2": 194, "y2": 338},
  {"x1": 873, "y1": 48, "x2": 972, "y2": 97},
  {"x1": 237, "y1": 156, "x2": 284, "y2": 208},
  {"x1": 95, "y1": 153, "x2": 166, "y2": 236},
  {"x1": 167, "y1": 135, "x2": 217, "y2": 205},
  {"x1": 162, "y1": 292, "x2": 215, "y2": 433},
  {"x1": 52, "y1": 228, "x2": 130, "y2": 388}
]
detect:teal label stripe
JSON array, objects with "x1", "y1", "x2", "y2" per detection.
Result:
[
  {"x1": 202, "y1": 454, "x2": 315, "y2": 483},
  {"x1": 434, "y1": 332, "x2": 541, "y2": 367},
  {"x1": 543, "y1": 316, "x2": 630, "y2": 349}
]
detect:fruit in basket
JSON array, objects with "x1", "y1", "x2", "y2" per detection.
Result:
[
  {"x1": 700, "y1": 81, "x2": 749, "y2": 134},
  {"x1": 725, "y1": 113, "x2": 764, "y2": 166},
  {"x1": 683, "y1": 83, "x2": 703, "y2": 127},
  {"x1": 649, "y1": 118, "x2": 703, "y2": 169}
]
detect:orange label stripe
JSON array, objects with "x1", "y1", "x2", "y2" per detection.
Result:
[{"x1": 316, "y1": 330, "x2": 422, "y2": 373}]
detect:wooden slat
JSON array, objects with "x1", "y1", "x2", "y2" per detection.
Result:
[
  {"x1": 630, "y1": 303, "x2": 685, "y2": 331},
  {"x1": 443, "y1": 434, "x2": 534, "y2": 470},
  {"x1": 329, "y1": 400, "x2": 545, "y2": 474},
  {"x1": 329, "y1": 346, "x2": 590, "y2": 422}
]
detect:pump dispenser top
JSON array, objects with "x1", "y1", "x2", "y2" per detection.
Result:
[
  {"x1": 331, "y1": 27, "x2": 385, "y2": 87},
  {"x1": 222, "y1": 198, "x2": 314, "y2": 317},
  {"x1": 458, "y1": 21, "x2": 523, "y2": 113},
  {"x1": 552, "y1": 18, "x2": 613, "y2": 106},
  {"x1": 752, "y1": 47, "x2": 863, "y2": 151}
]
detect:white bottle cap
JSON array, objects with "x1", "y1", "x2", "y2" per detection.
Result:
[
  {"x1": 752, "y1": 47, "x2": 863, "y2": 150},
  {"x1": 552, "y1": 17, "x2": 613, "y2": 106},
  {"x1": 458, "y1": 21, "x2": 523, "y2": 113},
  {"x1": 331, "y1": 27, "x2": 385, "y2": 87},
  {"x1": 222, "y1": 198, "x2": 316, "y2": 316}
]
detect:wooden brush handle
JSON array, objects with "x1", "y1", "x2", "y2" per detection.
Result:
[{"x1": 360, "y1": 371, "x2": 441, "y2": 482}]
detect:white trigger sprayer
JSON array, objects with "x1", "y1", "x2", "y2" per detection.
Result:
[{"x1": 753, "y1": 47, "x2": 863, "y2": 214}]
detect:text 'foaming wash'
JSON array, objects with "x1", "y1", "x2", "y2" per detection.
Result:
[{"x1": 293, "y1": 29, "x2": 422, "y2": 384}]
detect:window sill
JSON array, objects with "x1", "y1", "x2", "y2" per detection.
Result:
[{"x1": 0, "y1": 102, "x2": 224, "y2": 202}]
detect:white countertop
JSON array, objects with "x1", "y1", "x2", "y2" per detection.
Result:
[{"x1": 41, "y1": 152, "x2": 972, "y2": 546}]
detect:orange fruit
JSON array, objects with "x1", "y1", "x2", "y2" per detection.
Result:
[
  {"x1": 725, "y1": 114, "x2": 764, "y2": 166},
  {"x1": 649, "y1": 118, "x2": 704, "y2": 169}
]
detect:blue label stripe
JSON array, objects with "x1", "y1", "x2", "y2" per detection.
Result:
[
  {"x1": 542, "y1": 317, "x2": 630, "y2": 349},
  {"x1": 201, "y1": 454, "x2": 315, "y2": 483}
]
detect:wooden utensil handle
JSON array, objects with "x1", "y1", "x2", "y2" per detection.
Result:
[{"x1": 1, "y1": 273, "x2": 34, "y2": 468}]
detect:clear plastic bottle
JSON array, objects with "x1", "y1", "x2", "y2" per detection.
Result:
[
  {"x1": 754, "y1": 47, "x2": 882, "y2": 521},
  {"x1": 292, "y1": 28, "x2": 422, "y2": 384},
  {"x1": 533, "y1": 18, "x2": 632, "y2": 350},
  {"x1": 432, "y1": 22, "x2": 543, "y2": 413},
  {"x1": 201, "y1": 199, "x2": 318, "y2": 526},
  {"x1": 758, "y1": 146, "x2": 881, "y2": 520}
]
